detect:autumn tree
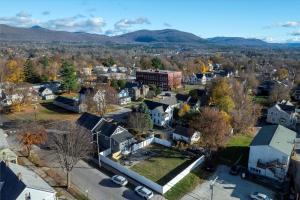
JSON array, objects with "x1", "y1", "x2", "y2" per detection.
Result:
[
  {"x1": 189, "y1": 107, "x2": 231, "y2": 152},
  {"x1": 230, "y1": 80, "x2": 261, "y2": 134},
  {"x1": 4, "y1": 59, "x2": 24, "y2": 83},
  {"x1": 49, "y1": 122, "x2": 93, "y2": 189},
  {"x1": 275, "y1": 68, "x2": 289, "y2": 81},
  {"x1": 178, "y1": 103, "x2": 191, "y2": 117},
  {"x1": 209, "y1": 78, "x2": 235, "y2": 113},
  {"x1": 269, "y1": 84, "x2": 290, "y2": 103},
  {"x1": 85, "y1": 84, "x2": 117, "y2": 116},
  {"x1": 19, "y1": 122, "x2": 47, "y2": 157},
  {"x1": 60, "y1": 61, "x2": 78, "y2": 93}
]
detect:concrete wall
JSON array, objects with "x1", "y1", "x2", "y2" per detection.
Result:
[
  {"x1": 162, "y1": 155, "x2": 205, "y2": 193},
  {"x1": 99, "y1": 137, "x2": 204, "y2": 194}
]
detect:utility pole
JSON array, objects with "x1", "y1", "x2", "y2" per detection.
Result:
[{"x1": 210, "y1": 176, "x2": 218, "y2": 200}]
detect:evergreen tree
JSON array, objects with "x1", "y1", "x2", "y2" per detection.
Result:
[
  {"x1": 60, "y1": 61, "x2": 78, "y2": 93},
  {"x1": 23, "y1": 59, "x2": 41, "y2": 83}
]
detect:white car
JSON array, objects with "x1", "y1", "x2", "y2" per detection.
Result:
[
  {"x1": 111, "y1": 175, "x2": 128, "y2": 186},
  {"x1": 250, "y1": 192, "x2": 271, "y2": 200},
  {"x1": 135, "y1": 186, "x2": 154, "y2": 199}
]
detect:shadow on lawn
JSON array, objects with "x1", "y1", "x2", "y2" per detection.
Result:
[
  {"x1": 40, "y1": 102, "x2": 77, "y2": 114},
  {"x1": 156, "y1": 159, "x2": 194, "y2": 185},
  {"x1": 217, "y1": 146, "x2": 249, "y2": 167}
]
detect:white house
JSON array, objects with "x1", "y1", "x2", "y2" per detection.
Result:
[
  {"x1": 266, "y1": 100, "x2": 297, "y2": 128},
  {"x1": 118, "y1": 89, "x2": 131, "y2": 105},
  {"x1": 144, "y1": 100, "x2": 174, "y2": 127},
  {"x1": 248, "y1": 125, "x2": 296, "y2": 182},
  {"x1": 0, "y1": 161, "x2": 56, "y2": 200},
  {"x1": 38, "y1": 87, "x2": 55, "y2": 100},
  {"x1": 0, "y1": 129, "x2": 18, "y2": 164},
  {"x1": 172, "y1": 126, "x2": 200, "y2": 144}
]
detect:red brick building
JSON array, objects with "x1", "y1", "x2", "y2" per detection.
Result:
[{"x1": 136, "y1": 69, "x2": 182, "y2": 91}]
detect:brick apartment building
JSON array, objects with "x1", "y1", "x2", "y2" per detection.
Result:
[{"x1": 136, "y1": 69, "x2": 182, "y2": 91}]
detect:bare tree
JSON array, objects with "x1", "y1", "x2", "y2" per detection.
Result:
[
  {"x1": 269, "y1": 84, "x2": 290, "y2": 104},
  {"x1": 50, "y1": 122, "x2": 93, "y2": 189}
]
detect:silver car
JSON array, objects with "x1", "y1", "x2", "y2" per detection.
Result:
[
  {"x1": 250, "y1": 192, "x2": 270, "y2": 200},
  {"x1": 111, "y1": 175, "x2": 128, "y2": 186},
  {"x1": 135, "y1": 186, "x2": 154, "y2": 199}
]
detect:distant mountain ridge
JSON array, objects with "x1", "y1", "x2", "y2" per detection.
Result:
[{"x1": 0, "y1": 24, "x2": 296, "y2": 47}]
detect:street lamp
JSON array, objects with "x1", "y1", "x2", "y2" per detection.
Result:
[{"x1": 210, "y1": 176, "x2": 218, "y2": 200}]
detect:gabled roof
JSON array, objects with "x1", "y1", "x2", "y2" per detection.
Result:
[
  {"x1": 143, "y1": 100, "x2": 169, "y2": 112},
  {"x1": 54, "y1": 96, "x2": 78, "y2": 106},
  {"x1": 111, "y1": 130, "x2": 134, "y2": 144},
  {"x1": 94, "y1": 120, "x2": 119, "y2": 137},
  {"x1": 175, "y1": 93, "x2": 189, "y2": 102},
  {"x1": 276, "y1": 102, "x2": 295, "y2": 114},
  {"x1": 174, "y1": 126, "x2": 197, "y2": 138},
  {"x1": 0, "y1": 161, "x2": 55, "y2": 200},
  {"x1": 38, "y1": 86, "x2": 50, "y2": 93},
  {"x1": 76, "y1": 112, "x2": 102, "y2": 131},
  {"x1": 79, "y1": 87, "x2": 94, "y2": 95},
  {"x1": 251, "y1": 125, "x2": 296, "y2": 155}
]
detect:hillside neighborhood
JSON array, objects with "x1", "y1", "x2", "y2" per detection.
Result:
[{"x1": 1, "y1": 1, "x2": 300, "y2": 200}]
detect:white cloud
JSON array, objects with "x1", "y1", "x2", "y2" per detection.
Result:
[
  {"x1": 286, "y1": 37, "x2": 300, "y2": 43},
  {"x1": 0, "y1": 12, "x2": 39, "y2": 27},
  {"x1": 281, "y1": 21, "x2": 300, "y2": 28},
  {"x1": 0, "y1": 11, "x2": 105, "y2": 33},
  {"x1": 290, "y1": 30, "x2": 300, "y2": 36},
  {"x1": 105, "y1": 17, "x2": 150, "y2": 36}
]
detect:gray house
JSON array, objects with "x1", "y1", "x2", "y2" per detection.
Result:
[{"x1": 77, "y1": 112, "x2": 135, "y2": 153}]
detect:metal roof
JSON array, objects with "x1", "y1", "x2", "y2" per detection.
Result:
[{"x1": 250, "y1": 125, "x2": 296, "y2": 155}]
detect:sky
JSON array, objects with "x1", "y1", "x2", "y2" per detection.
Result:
[{"x1": 0, "y1": 0, "x2": 300, "y2": 43}]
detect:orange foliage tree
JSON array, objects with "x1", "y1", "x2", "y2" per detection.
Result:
[{"x1": 19, "y1": 123, "x2": 47, "y2": 157}]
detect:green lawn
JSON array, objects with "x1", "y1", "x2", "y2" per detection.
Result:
[
  {"x1": 164, "y1": 168, "x2": 211, "y2": 200},
  {"x1": 130, "y1": 145, "x2": 192, "y2": 185},
  {"x1": 218, "y1": 135, "x2": 253, "y2": 166}
]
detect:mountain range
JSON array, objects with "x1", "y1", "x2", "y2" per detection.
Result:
[{"x1": 0, "y1": 24, "x2": 294, "y2": 47}]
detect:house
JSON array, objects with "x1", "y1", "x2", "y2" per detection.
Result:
[
  {"x1": 78, "y1": 87, "x2": 94, "y2": 103},
  {"x1": 77, "y1": 112, "x2": 135, "y2": 153},
  {"x1": 0, "y1": 161, "x2": 56, "y2": 200},
  {"x1": 82, "y1": 67, "x2": 92, "y2": 76},
  {"x1": 183, "y1": 74, "x2": 198, "y2": 85},
  {"x1": 53, "y1": 96, "x2": 87, "y2": 113},
  {"x1": 266, "y1": 100, "x2": 297, "y2": 128},
  {"x1": 248, "y1": 125, "x2": 296, "y2": 182},
  {"x1": 175, "y1": 93, "x2": 201, "y2": 112},
  {"x1": 118, "y1": 89, "x2": 131, "y2": 105},
  {"x1": 125, "y1": 82, "x2": 149, "y2": 101},
  {"x1": 195, "y1": 73, "x2": 207, "y2": 85},
  {"x1": 172, "y1": 126, "x2": 200, "y2": 144},
  {"x1": 144, "y1": 100, "x2": 174, "y2": 127},
  {"x1": 0, "y1": 129, "x2": 18, "y2": 164},
  {"x1": 38, "y1": 87, "x2": 55, "y2": 100}
]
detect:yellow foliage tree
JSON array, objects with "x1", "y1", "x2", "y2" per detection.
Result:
[
  {"x1": 210, "y1": 78, "x2": 235, "y2": 113},
  {"x1": 178, "y1": 103, "x2": 191, "y2": 117},
  {"x1": 4, "y1": 60, "x2": 24, "y2": 83}
]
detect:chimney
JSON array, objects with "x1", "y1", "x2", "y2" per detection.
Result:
[{"x1": 17, "y1": 172, "x2": 22, "y2": 181}]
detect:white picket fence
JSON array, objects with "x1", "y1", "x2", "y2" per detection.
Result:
[{"x1": 99, "y1": 136, "x2": 204, "y2": 194}]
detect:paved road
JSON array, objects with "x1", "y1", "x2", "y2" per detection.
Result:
[{"x1": 181, "y1": 165, "x2": 274, "y2": 200}]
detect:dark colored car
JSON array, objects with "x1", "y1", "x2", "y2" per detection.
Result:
[
  {"x1": 230, "y1": 165, "x2": 241, "y2": 175},
  {"x1": 203, "y1": 161, "x2": 216, "y2": 172}
]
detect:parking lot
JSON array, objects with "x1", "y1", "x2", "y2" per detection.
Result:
[{"x1": 181, "y1": 165, "x2": 275, "y2": 200}]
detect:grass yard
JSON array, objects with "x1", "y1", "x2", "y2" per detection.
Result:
[
  {"x1": 6, "y1": 101, "x2": 80, "y2": 122},
  {"x1": 164, "y1": 168, "x2": 211, "y2": 200},
  {"x1": 130, "y1": 145, "x2": 193, "y2": 185},
  {"x1": 218, "y1": 135, "x2": 253, "y2": 166}
]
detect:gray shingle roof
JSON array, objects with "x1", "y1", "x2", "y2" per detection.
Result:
[
  {"x1": 174, "y1": 126, "x2": 196, "y2": 138},
  {"x1": 144, "y1": 100, "x2": 169, "y2": 111},
  {"x1": 0, "y1": 161, "x2": 55, "y2": 199},
  {"x1": 76, "y1": 112, "x2": 102, "y2": 131},
  {"x1": 111, "y1": 130, "x2": 134, "y2": 144},
  {"x1": 94, "y1": 120, "x2": 118, "y2": 137},
  {"x1": 251, "y1": 125, "x2": 296, "y2": 155}
]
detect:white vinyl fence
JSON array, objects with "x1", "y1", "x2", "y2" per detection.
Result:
[{"x1": 99, "y1": 137, "x2": 204, "y2": 194}]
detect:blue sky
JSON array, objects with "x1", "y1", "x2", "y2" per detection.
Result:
[{"x1": 0, "y1": 0, "x2": 300, "y2": 42}]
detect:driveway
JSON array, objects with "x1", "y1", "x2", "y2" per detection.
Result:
[{"x1": 181, "y1": 165, "x2": 274, "y2": 200}]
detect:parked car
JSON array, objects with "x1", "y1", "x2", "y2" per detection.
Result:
[
  {"x1": 230, "y1": 165, "x2": 241, "y2": 175},
  {"x1": 135, "y1": 186, "x2": 154, "y2": 199},
  {"x1": 111, "y1": 175, "x2": 128, "y2": 186},
  {"x1": 250, "y1": 192, "x2": 270, "y2": 200}
]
